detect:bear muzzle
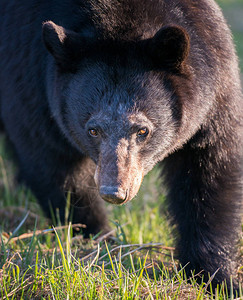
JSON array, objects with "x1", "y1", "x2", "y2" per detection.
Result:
[
  {"x1": 99, "y1": 185, "x2": 128, "y2": 204},
  {"x1": 95, "y1": 163, "x2": 144, "y2": 205},
  {"x1": 94, "y1": 139, "x2": 144, "y2": 204}
]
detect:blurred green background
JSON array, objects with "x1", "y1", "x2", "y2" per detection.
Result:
[{"x1": 218, "y1": 0, "x2": 243, "y2": 72}]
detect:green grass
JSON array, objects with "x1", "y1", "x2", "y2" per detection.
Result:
[
  {"x1": 0, "y1": 220, "x2": 240, "y2": 299},
  {"x1": 1, "y1": 2, "x2": 243, "y2": 299},
  {"x1": 0, "y1": 143, "x2": 242, "y2": 299}
]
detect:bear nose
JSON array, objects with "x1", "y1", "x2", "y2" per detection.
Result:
[{"x1": 99, "y1": 186, "x2": 127, "y2": 204}]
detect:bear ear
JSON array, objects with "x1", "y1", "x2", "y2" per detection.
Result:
[
  {"x1": 149, "y1": 25, "x2": 190, "y2": 69},
  {"x1": 42, "y1": 21, "x2": 85, "y2": 71}
]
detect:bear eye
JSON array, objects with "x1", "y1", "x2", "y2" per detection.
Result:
[
  {"x1": 88, "y1": 128, "x2": 99, "y2": 137},
  {"x1": 137, "y1": 127, "x2": 149, "y2": 137}
]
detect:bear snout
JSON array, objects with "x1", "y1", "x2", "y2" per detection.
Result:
[
  {"x1": 94, "y1": 143, "x2": 144, "y2": 204},
  {"x1": 99, "y1": 185, "x2": 128, "y2": 204}
]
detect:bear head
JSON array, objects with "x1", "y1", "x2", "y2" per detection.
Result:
[{"x1": 42, "y1": 21, "x2": 190, "y2": 204}]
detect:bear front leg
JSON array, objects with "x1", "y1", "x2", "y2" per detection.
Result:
[
  {"x1": 62, "y1": 157, "x2": 111, "y2": 237},
  {"x1": 18, "y1": 154, "x2": 110, "y2": 238},
  {"x1": 163, "y1": 144, "x2": 242, "y2": 292}
]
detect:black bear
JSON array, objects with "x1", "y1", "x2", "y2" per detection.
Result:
[{"x1": 0, "y1": 0, "x2": 242, "y2": 292}]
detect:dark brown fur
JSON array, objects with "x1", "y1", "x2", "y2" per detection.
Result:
[{"x1": 0, "y1": 0, "x2": 242, "y2": 293}]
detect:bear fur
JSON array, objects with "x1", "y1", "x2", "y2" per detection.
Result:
[{"x1": 0, "y1": 0, "x2": 242, "y2": 292}]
